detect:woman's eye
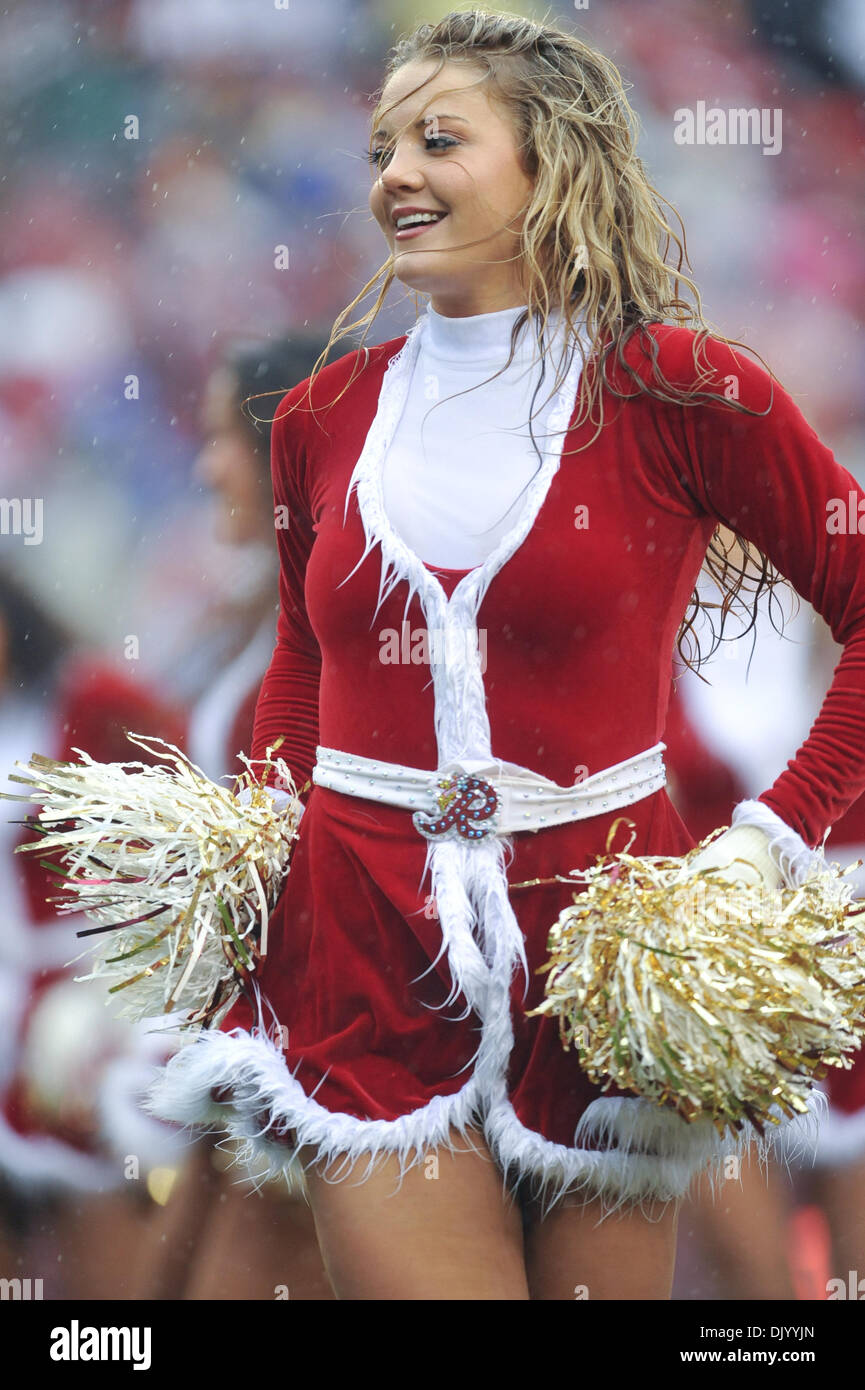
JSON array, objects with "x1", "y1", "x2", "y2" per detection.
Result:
[
  {"x1": 367, "y1": 134, "x2": 458, "y2": 169},
  {"x1": 424, "y1": 135, "x2": 458, "y2": 153}
]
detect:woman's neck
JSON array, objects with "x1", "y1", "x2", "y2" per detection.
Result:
[{"x1": 424, "y1": 300, "x2": 565, "y2": 367}]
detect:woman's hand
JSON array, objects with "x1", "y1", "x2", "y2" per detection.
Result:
[
  {"x1": 236, "y1": 784, "x2": 302, "y2": 818},
  {"x1": 685, "y1": 822, "x2": 782, "y2": 890}
]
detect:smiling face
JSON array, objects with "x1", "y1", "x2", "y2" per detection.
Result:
[{"x1": 368, "y1": 59, "x2": 536, "y2": 318}]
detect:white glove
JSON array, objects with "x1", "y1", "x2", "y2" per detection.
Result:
[
  {"x1": 236, "y1": 784, "x2": 304, "y2": 820},
  {"x1": 687, "y1": 822, "x2": 782, "y2": 890},
  {"x1": 675, "y1": 804, "x2": 828, "y2": 935},
  {"x1": 683, "y1": 793, "x2": 827, "y2": 893}
]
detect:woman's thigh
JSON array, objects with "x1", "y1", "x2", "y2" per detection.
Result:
[
  {"x1": 297, "y1": 1125, "x2": 529, "y2": 1300},
  {"x1": 521, "y1": 1188, "x2": 681, "y2": 1300}
]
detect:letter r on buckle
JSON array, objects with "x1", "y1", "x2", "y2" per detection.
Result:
[{"x1": 412, "y1": 771, "x2": 500, "y2": 842}]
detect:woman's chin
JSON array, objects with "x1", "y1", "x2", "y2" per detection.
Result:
[
  {"x1": 392, "y1": 250, "x2": 454, "y2": 293},
  {"x1": 392, "y1": 268, "x2": 429, "y2": 296}
]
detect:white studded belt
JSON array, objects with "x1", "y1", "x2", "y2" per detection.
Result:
[{"x1": 312, "y1": 743, "x2": 667, "y2": 842}]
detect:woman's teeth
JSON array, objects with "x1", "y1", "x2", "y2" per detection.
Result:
[{"x1": 396, "y1": 212, "x2": 444, "y2": 228}]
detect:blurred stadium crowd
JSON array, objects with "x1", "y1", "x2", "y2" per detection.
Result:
[{"x1": 0, "y1": 0, "x2": 863, "y2": 1301}]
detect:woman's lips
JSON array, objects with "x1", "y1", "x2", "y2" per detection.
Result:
[{"x1": 393, "y1": 214, "x2": 448, "y2": 241}]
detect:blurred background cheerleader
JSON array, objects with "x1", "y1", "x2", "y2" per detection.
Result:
[
  {"x1": 131, "y1": 334, "x2": 340, "y2": 1301},
  {"x1": 0, "y1": 564, "x2": 189, "y2": 1297}
]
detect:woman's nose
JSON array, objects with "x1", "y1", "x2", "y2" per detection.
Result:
[{"x1": 378, "y1": 146, "x2": 425, "y2": 192}]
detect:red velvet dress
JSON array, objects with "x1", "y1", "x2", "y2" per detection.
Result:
[{"x1": 149, "y1": 321, "x2": 865, "y2": 1207}]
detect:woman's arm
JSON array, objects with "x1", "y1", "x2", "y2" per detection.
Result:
[
  {"x1": 249, "y1": 383, "x2": 322, "y2": 804},
  {"x1": 654, "y1": 327, "x2": 865, "y2": 859}
]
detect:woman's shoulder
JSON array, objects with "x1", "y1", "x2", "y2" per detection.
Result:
[
  {"x1": 607, "y1": 321, "x2": 775, "y2": 408},
  {"x1": 272, "y1": 333, "x2": 408, "y2": 437}
]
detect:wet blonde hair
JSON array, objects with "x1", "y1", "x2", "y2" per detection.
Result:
[{"x1": 280, "y1": 7, "x2": 793, "y2": 673}]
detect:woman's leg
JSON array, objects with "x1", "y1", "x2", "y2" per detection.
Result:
[
  {"x1": 815, "y1": 1157, "x2": 865, "y2": 1286},
  {"x1": 521, "y1": 1188, "x2": 680, "y2": 1300},
  {"x1": 51, "y1": 1188, "x2": 163, "y2": 1299},
  {"x1": 183, "y1": 1179, "x2": 335, "y2": 1301},
  {"x1": 298, "y1": 1125, "x2": 529, "y2": 1300},
  {"x1": 129, "y1": 1141, "x2": 223, "y2": 1299},
  {"x1": 685, "y1": 1159, "x2": 796, "y2": 1299}
]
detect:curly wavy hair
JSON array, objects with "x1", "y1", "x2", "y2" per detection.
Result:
[{"x1": 262, "y1": 6, "x2": 794, "y2": 675}]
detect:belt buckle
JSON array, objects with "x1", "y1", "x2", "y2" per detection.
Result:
[{"x1": 412, "y1": 769, "x2": 500, "y2": 843}]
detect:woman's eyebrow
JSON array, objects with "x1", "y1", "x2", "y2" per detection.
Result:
[{"x1": 372, "y1": 114, "x2": 470, "y2": 138}]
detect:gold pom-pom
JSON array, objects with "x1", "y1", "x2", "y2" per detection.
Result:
[
  {"x1": 525, "y1": 820, "x2": 865, "y2": 1134},
  {"x1": 3, "y1": 734, "x2": 304, "y2": 1029}
]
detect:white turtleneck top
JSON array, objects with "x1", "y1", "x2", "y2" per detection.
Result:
[{"x1": 382, "y1": 302, "x2": 576, "y2": 570}]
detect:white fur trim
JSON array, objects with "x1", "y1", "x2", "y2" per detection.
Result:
[
  {"x1": 97, "y1": 1051, "x2": 192, "y2": 1171},
  {"x1": 731, "y1": 798, "x2": 827, "y2": 887},
  {"x1": 147, "y1": 1025, "x2": 486, "y2": 1194},
  {"x1": 807, "y1": 1104, "x2": 865, "y2": 1169},
  {"x1": 0, "y1": 1111, "x2": 118, "y2": 1193},
  {"x1": 489, "y1": 1094, "x2": 753, "y2": 1216},
  {"x1": 773, "y1": 1081, "x2": 865, "y2": 1170},
  {"x1": 484, "y1": 1094, "x2": 732, "y2": 1215},
  {"x1": 148, "y1": 1020, "x2": 820, "y2": 1213}
]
